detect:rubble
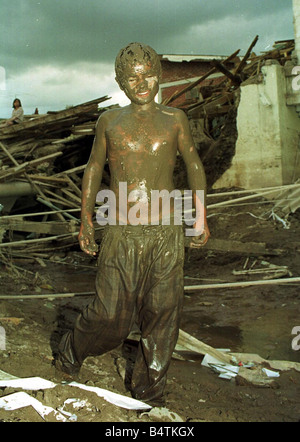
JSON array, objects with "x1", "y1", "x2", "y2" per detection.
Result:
[
  {"x1": 0, "y1": 38, "x2": 296, "y2": 260},
  {"x1": 0, "y1": 96, "x2": 115, "y2": 259},
  {"x1": 166, "y1": 38, "x2": 295, "y2": 187}
]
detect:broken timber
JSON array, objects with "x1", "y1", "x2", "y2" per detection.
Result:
[
  {"x1": 185, "y1": 237, "x2": 281, "y2": 256},
  {"x1": 184, "y1": 277, "x2": 300, "y2": 291}
]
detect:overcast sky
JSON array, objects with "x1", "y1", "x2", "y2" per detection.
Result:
[{"x1": 0, "y1": 0, "x2": 295, "y2": 118}]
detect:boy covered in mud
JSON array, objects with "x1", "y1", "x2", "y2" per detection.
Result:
[{"x1": 56, "y1": 43, "x2": 210, "y2": 403}]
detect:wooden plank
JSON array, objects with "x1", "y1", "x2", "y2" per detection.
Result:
[
  {"x1": 207, "y1": 188, "x2": 284, "y2": 209},
  {"x1": 207, "y1": 183, "x2": 300, "y2": 199},
  {"x1": 185, "y1": 237, "x2": 280, "y2": 255},
  {"x1": 63, "y1": 175, "x2": 82, "y2": 197},
  {"x1": 177, "y1": 329, "x2": 233, "y2": 364},
  {"x1": 210, "y1": 60, "x2": 242, "y2": 86},
  {"x1": 0, "y1": 226, "x2": 103, "y2": 248},
  {"x1": 61, "y1": 187, "x2": 82, "y2": 204},
  {"x1": 234, "y1": 35, "x2": 259, "y2": 75},
  {"x1": 0, "y1": 207, "x2": 81, "y2": 219},
  {"x1": 56, "y1": 164, "x2": 86, "y2": 176},
  {"x1": 24, "y1": 175, "x2": 69, "y2": 184},
  {"x1": 0, "y1": 141, "x2": 66, "y2": 222},
  {"x1": 183, "y1": 277, "x2": 300, "y2": 291},
  {"x1": 0, "y1": 219, "x2": 77, "y2": 235},
  {"x1": 0, "y1": 152, "x2": 63, "y2": 181}
]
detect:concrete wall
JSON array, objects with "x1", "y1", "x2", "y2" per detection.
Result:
[{"x1": 213, "y1": 61, "x2": 300, "y2": 190}]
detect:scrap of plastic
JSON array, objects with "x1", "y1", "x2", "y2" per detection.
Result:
[{"x1": 262, "y1": 368, "x2": 280, "y2": 378}]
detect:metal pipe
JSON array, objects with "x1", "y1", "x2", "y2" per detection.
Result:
[{"x1": 0, "y1": 181, "x2": 35, "y2": 198}]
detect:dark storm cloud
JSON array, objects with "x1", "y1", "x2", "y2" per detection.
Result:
[{"x1": 0, "y1": 0, "x2": 294, "y2": 75}]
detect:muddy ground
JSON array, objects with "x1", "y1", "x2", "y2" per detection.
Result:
[{"x1": 0, "y1": 200, "x2": 300, "y2": 422}]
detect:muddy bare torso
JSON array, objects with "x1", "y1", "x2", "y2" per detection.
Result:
[{"x1": 105, "y1": 104, "x2": 179, "y2": 224}]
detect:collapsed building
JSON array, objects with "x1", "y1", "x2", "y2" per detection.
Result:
[{"x1": 159, "y1": 36, "x2": 300, "y2": 191}]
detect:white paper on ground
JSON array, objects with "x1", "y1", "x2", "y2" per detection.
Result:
[
  {"x1": 0, "y1": 391, "x2": 66, "y2": 421},
  {"x1": 202, "y1": 354, "x2": 281, "y2": 381},
  {"x1": 0, "y1": 376, "x2": 57, "y2": 390},
  {"x1": 0, "y1": 369, "x2": 151, "y2": 411},
  {"x1": 201, "y1": 354, "x2": 239, "y2": 379},
  {"x1": 57, "y1": 398, "x2": 81, "y2": 422},
  {"x1": 68, "y1": 381, "x2": 151, "y2": 410}
]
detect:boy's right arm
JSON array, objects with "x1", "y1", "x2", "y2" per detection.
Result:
[{"x1": 78, "y1": 113, "x2": 108, "y2": 255}]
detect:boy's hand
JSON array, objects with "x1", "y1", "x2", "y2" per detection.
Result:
[
  {"x1": 78, "y1": 223, "x2": 99, "y2": 256},
  {"x1": 189, "y1": 223, "x2": 210, "y2": 248}
]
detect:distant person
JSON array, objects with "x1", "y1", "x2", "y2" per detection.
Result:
[{"x1": 0, "y1": 98, "x2": 24, "y2": 127}]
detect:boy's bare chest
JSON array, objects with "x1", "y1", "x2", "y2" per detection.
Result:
[{"x1": 106, "y1": 114, "x2": 177, "y2": 155}]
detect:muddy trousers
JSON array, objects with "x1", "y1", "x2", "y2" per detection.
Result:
[{"x1": 58, "y1": 224, "x2": 185, "y2": 402}]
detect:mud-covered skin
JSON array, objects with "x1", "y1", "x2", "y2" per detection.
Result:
[
  {"x1": 59, "y1": 43, "x2": 210, "y2": 401},
  {"x1": 78, "y1": 42, "x2": 209, "y2": 253}
]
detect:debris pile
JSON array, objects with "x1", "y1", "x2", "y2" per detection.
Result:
[
  {"x1": 166, "y1": 37, "x2": 295, "y2": 186},
  {"x1": 0, "y1": 96, "x2": 115, "y2": 258},
  {"x1": 0, "y1": 37, "x2": 297, "y2": 263}
]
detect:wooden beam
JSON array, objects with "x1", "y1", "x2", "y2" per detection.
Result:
[
  {"x1": 210, "y1": 60, "x2": 242, "y2": 86},
  {"x1": 0, "y1": 219, "x2": 77, "y2": 235},
  {"x1": 0, "y1": 151, "x2": 63, "y2": 181},
  {"x1": 177, "y1": 329, "x2": 233, "y2": 364},
  {"x1": 234, "y1": 35, "x2": 259, "y2": 75},
  {"x1": 184, "y1": 277, "x2": 300, "y2": 291},
  {"x1": 0, "y1": 141, "x2": 66, "y2": 221},
  {"x1": 185, "y1": 237, "x2": 280, "y2": 256}
]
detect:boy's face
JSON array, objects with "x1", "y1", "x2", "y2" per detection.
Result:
[{"x1": 118, "y1": 60, "x2": 160, "y2": 106}]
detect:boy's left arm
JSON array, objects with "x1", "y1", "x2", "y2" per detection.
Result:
[{"x1": 176, "y1": 109, "x2": 210, "y2": 248}]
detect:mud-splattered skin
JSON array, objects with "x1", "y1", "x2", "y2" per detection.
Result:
[
  {"x1": 79, "y1": 44, "x2": 210, "y2": 254},
  {"x1": 106, "y1": 104, "x2": 179, "y2": 222}
]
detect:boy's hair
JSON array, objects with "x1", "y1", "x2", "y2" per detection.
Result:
[{"x1": 115, "y1": 42, "x2": 162, "y2": 82}]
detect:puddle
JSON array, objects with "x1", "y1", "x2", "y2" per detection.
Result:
[
  {"x1": 181, "y1": 294, "x2": 300, "y2": 363},
  {"x1": 240, "y1": 309, "x2": 300, "y2": 363}
]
